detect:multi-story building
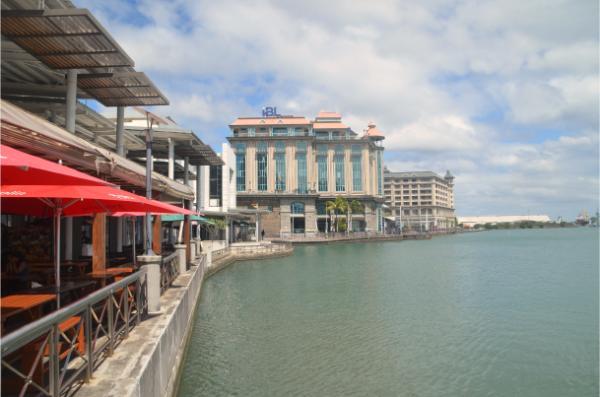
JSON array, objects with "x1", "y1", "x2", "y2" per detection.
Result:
[
  {"x1": 227, "y1": 111, "x2": 386, "y2": 238},
  {"x1": 384, "y1": 169, "x2": 456, "y2": 231}
]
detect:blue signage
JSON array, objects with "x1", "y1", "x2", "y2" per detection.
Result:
[{"x1": 262, "y1": 106, "x2": 280, "y2": 118}]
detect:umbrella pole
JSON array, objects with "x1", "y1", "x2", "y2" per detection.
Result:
[
  {"x1": 132, "y1": 217, "x2": 137, "y2": 266},
  {"x1": 54, "y1": 208, "x2": 62, "y2": 309}
]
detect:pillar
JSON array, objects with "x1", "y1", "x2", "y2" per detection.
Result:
[
  {"x1": 115, "y1": 106, "x2": 125, "y2": 253},
  {"x1": 175, "y1": 244, "x2": 186, "y2": 274},
  {"x1": 168, "y1": 138, "x2": 175, "y2": 179},
  {"x1": 196, "y1": 165, "x2": 201, "y2": 212},
  {"x1": 152, "y1": 215, "x2": 161, "y2": 255},
  {"x1": 137, "y1": 255, "x2": 161, "y2": 314},
  {"x1": 184, "y1": 214, "x2": 191, "y2": 266},
  {"x1": 64, "y1": 70, "x2": 78, "y2": 260},
  {"x1": 183, "y1": 156, "x2": 189, "y2": 186},
  {"x1": 92, "y1": 213, "x2": 106, "y2": 272}
]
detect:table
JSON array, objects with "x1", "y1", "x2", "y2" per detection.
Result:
[
  {"x1": 105, "y1": 267, "x2": 134, "y2": 275},
  {"x1": 21, "y1": 281, "x2": 96, "y2": 303},
  {"x1": 0, "y1": 294, "x2": 56, "y2": 334},
  {"x1": 86, "y1": 271, "x2": 116, "y2": 288}
]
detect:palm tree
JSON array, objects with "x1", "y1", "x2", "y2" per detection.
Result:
[
  {"x1": 325, "y1": 200, "x2": 337, "y2": 233},
  {"x1": 348, "y1": 200, "x2": 364, "y2": 234}
]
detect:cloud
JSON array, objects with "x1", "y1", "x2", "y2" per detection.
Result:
[{"x1": 74, "y1": 0, "x2": 599, "y2": 219}]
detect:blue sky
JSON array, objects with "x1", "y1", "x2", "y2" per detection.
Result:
[{"x1": 76, "y1": 0, "x2": 599, "y2": 220}]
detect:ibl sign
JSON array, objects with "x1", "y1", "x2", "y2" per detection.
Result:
[{"x1": 262, "y1": 106, "x2": 280, "y2": 118}]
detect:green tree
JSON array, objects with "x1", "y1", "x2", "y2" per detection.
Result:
[{"x1": 348, "y1": 200, "x2": 364, "y2": 233}]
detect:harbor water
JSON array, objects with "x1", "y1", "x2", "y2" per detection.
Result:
[{"x1": 178, "y1": 228, "x2": 599, "y2": 396}]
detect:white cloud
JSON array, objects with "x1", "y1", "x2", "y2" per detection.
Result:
[{"x1": 74, "y1": 0, "x2": 599, "y2": 219}]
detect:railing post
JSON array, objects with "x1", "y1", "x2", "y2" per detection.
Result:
[
  {"x1": 85, "y1": 305, "x2": 93, "y2": 382},
  {"x1": 137, "y1": 254, "x2": 162, "y2": 314},
  {"x1": 49, "y1": 324, "x2": 59, "y2": 396},
  {"x1": 174, "y1": 244, "x2": 187, "y2": 275},
  {"x1": 189, "y1": 240, "x2": 196, "y2": 263},
  {"x1": 107, "y1": 292, "x2": 114, "y2": 356},
  {"x1": 136, "y1": 275, "x2": 142, "y2": 325},
  {"x1": 124, "y1": 283, "x2": 130, "y2": 338}
]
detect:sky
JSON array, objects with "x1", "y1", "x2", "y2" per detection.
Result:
[{"x1": 76, "y1": 0, "x2": 599, "y2": 219}]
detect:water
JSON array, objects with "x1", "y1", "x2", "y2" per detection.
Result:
[{"x1": 178, "y1": 228, "x2": 599, "y2": 396}]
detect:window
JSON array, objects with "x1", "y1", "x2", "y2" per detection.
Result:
[
  {"x1": 335, "y1": 145, "x2": 345, "y2": 192},
  {"x1": 317, "y1": 144, "x2": 328, "y2": 191},
  {"x1": 316, "y1": 201, "x2": 326, "y2": 215},
  {"x1": 235, "y1": 143, "x2": 246, "y2": 191},
  {"x1": 209, "y1": 165, "x2": 222, "y2": 200},
  {"x1": 291, "y1": 202, "x2": 305, "y2": 214},
  {"x1": 351, "y1": 144, "x2": 362, "y2": 191},
  {"x1": 272, "y1": 127, "x2": 288, "y2": 136},
  {"x1": 256, "y1": 142, "x2": 267, "y2": 191},
  {"x1": 275, "y1": 141, "x2": 286, "y2": 191},
  {"x1": 296, "y1": 142, "x2": 307, "y2": 193}
]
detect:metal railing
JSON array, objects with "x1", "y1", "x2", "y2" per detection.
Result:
[
  {"x1": 1, "y1": 270, "x2": 147, "y2": 396},
  {"x1": 160, "y1": 252, "x2": 179, "y2": 295}
]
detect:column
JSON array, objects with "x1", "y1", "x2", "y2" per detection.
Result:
[
  {"x1": 152, "y1": 215, "x2": 162, "y2": 255},
  {"x1": 168, "y1": 138, "x2": 175, "y2": 179},
  {"x1": 116, "y1": 106, "x2": 125, "y2": 253},
  {"x1": 92, "y1": 213, "x2": 106, "y2": 272},
  {"x1": 196, "y1": 165, "x2": 201, "y2": 212},
  {"x1": 64, "y1": 70, "x2": 78, "y2": 260}
]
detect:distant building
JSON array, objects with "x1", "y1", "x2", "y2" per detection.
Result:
[
  {"x1": 384, "y1": 169, "x2": 456, "y2": 231},
  {"x1": 458, "y1": 215, "x2": 551, "y2": 228},
  {"x1": 227, "y1": 111, "x2": 386, "y2": 238}
]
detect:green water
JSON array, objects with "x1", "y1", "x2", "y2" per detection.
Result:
[{"x1": 178, "y1": 228, "x2": 599, "y2": 396}]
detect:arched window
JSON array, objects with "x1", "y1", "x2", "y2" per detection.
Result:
[{"x1": 291, "y1": 202, "x2": 305, "y2": 214}]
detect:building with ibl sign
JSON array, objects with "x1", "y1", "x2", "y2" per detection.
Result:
[{"x1": 228, "y1": 111, "x2": 386, "y2": 238}]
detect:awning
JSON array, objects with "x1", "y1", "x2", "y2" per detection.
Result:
[
  {"x1": 1, "y1": 8, "x2": 135, "y2": 69},
  {"x1": 77, "y1": 72, "x2": 169, "y2": 107},
  {"x1": 161, "y1": 214, "x2": 213, "y2": 224}
]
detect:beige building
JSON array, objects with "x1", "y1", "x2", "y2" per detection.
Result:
[
  {"x1": 228, "y1": 111, "x2": 386, "y2": 238},
  {"x1": 384, "y1": 169, "x2": 456, "y2": 231}
]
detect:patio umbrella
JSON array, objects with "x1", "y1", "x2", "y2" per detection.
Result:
[
  {"x1": 0, "y1": 145, "x2": 112, "y2": 186},
  {"x1": 1, "y1": 185, "x2": 192, "y2": 307}
]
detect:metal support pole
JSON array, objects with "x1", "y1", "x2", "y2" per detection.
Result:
[
  {"x1": 196, "y1": 165, "x2": 201, "y2": 212},
  {"x1": 116, "y1": 106, "x2": 125, "y2": 156},
  {"x1": 49, "y1": 325, "x2": 60, "y2": 396},
  {"x1": 64, "y1": 70, "x2": 77, "y2": 262},
  {"x1": 145, "y1": 125, "x2": 154, "y2": 256},
  {"x1": 183, "y1": 156, "x2": 189, "y2": 186},
  {"x1": 168, "y1": 138, "x2": 175, "y2": 180},
  {"x1": 116, "y1": 106, "x2": 125, "y2": 253}
]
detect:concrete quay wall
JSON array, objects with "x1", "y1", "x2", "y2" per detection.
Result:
[{"x1": 77, "y1": 260, "x2": 205, "y2": 397}]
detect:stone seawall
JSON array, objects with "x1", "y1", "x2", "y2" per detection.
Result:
[
  {"x1": 207, "y1": 243, "x2": 294, "y2": 277},
  {"x1": 78, "y1": 261, "x2": 205, "y2": 397}
]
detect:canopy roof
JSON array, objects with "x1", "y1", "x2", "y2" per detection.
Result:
[
  {"x1": 126, "y1": 126, "x2": 224, "y2": 166},
  {"x1": 0, "y1": 8, "x2": 135, "y2": 69},
  {"x1": 1, "y1": 99, "x2": 194, "y2": 200},
  {"x1": 77, "y1": 72, "x2": 169, "y2": 107}
]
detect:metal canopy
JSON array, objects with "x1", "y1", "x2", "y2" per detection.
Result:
[
  {"x1": 1, "y1": 8, "x2": 135, "y2": 69},
  {"x1": 126, "y1": 127, "x2": 224, "y2": 166},
  {"x1": 77, "y1": 72, "x2": 169, "y2": 107},
  {"x1": 133, "y1": 160, "x2": 196, "y2": 180}
]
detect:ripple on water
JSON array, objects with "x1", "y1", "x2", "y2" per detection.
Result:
[{"x1": 177, "y1": 229, "x2": 599, "y2": 397}]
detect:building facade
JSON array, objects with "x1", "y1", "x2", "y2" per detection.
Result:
[
  {"x1": 228, "y1": 111, "x2": 386, "y2": 238},
  {"x1": 384, "y1": 169, "x2": 456, "y2": 231}
]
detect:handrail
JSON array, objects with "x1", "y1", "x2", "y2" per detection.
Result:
[{"x1": 1, "y1": 269, "x2": 145, "y2": 356}]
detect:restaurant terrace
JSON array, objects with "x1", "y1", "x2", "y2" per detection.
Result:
[{"x1": 0, "y1": 1, "x2": 222, "y2": 395}]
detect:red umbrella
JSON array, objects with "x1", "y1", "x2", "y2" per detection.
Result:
[
  {"x1": 1, "y1": 184, "x2": 191, "y2": 307},
  {"x1": 0, "y1": 145, "x2": 111, "y2": 186},
  {"x1": 0, "y1": 184, "x2": 194, "y2": 217}
]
